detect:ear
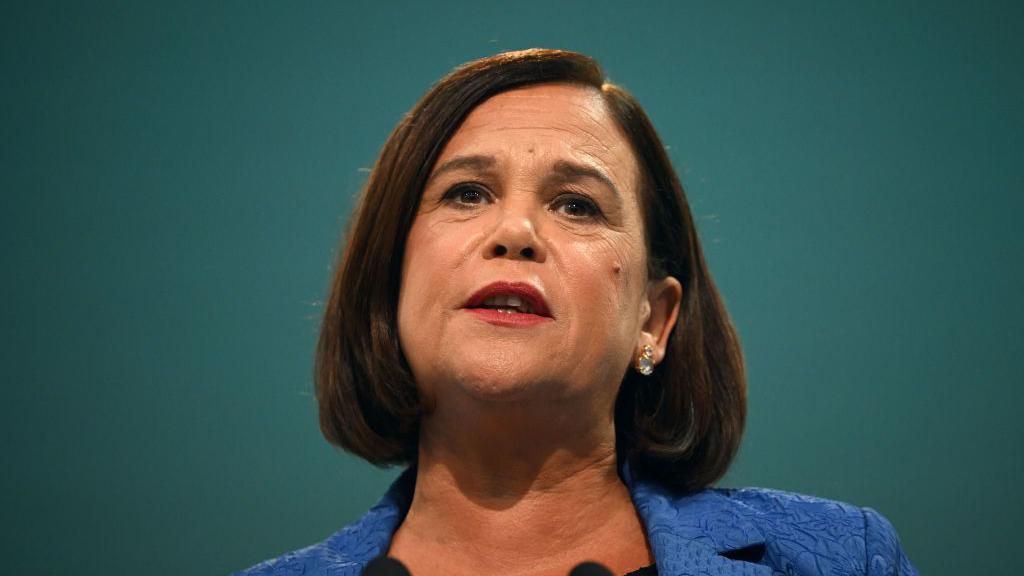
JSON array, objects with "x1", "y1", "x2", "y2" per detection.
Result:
[{"x1": 639, "y1": 276, "x2": 682, "y2": 364}]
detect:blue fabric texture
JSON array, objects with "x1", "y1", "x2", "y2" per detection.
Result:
[{"x1": 234, "y1": 462, "x2": 917, "y2": 576}]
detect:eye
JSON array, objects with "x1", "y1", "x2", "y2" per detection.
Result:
[
  {"x1": 552, "y1": 193, "x2": 603, "y2": 220},
  {"x1": 441, "y1": 183, "x2": 490, "y2": 208}
]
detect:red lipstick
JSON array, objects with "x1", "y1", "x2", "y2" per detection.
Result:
[{"x1": 462, "y1": 281, "x2": 553, "y2": 327}]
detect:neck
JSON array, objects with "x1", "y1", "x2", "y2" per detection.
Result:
[{"x1": 388, "y1": 398, "x2": 652, "y2": 575}]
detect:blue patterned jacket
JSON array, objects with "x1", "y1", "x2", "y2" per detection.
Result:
[{"x1": 234, "y1": 462, "x2": 917, "y2": 576}]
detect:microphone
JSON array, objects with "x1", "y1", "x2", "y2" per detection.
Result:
[
  {"x1": 361, "y1": 556, "x2": 412, "y2": 576},
  {"x1": 569, "y1": 561, "x2": 614, "y2": 576}
]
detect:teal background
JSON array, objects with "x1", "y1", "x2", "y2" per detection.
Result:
[{"x1": 3, "y1": 1, "x2": 1021, "y2": 574}]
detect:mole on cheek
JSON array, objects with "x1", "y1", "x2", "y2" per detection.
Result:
[{"x1": 612, "y1": 264, "x2": 622, "y2": 275}]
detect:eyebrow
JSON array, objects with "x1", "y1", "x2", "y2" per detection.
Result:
[
  {"x1": 426, "y1": 154, "x2": 622, "y2": 201},
  {"x1": 426, "y1": 154, "x2": 497, "y2": 186},
  {"x1": 550, "y1": 159, "x2": 621, "y2": 201}
]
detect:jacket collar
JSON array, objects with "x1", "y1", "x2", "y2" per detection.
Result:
[
  {"x1": 621, "y1": 460, "x2": 773, "y2": 576},
  {"x1": 332, "y1": 463, "x2": 771, "y2": 576}
]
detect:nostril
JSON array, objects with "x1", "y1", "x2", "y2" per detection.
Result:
[
  {"x1": 494, "y1": 245, "x2": 508, "y2": 256},
  {"x1": 520, "y1": 247, "x2": 535, "y2": 259}
]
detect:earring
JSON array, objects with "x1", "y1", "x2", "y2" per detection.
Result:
[{"x1": 635, "y1": 344, "x2": 655, "y2": 376}]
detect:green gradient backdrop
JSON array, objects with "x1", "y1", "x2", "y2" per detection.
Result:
[{"x1": 3, "y1": 2, "x2": 1021, "y2": 575}]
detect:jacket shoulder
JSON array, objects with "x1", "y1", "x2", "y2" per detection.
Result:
[
  {"x1": 231, "y1": 539, "x2": 332, "y2": 576},
  {"x1": 231, "y1": 499, "x2": 403, "y2": 576},
  {"x1": 230, "y1": 526, "x2": 370, "y2": 576},
  {"x1": 712, "y1": 487, "x2": 917, "y2": 576},
  {"x1": 718, "y1": 485, "x2": 865, "y2": 521},
  {"x1": 232, "y1": 471, "x2": 413, "y2": 575}
]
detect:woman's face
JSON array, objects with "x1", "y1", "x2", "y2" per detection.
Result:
[{"x1": 397, "y1": 83, "x2": 671, "y2": 412}]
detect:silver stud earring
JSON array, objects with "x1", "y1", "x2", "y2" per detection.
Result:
[{"x1": 635, "y1": 345, "x2": 655, "y2": 376}]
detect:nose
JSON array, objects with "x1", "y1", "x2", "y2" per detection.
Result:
[{"x1": 483, "y1": 204, "x2": 546, "y2": 263}]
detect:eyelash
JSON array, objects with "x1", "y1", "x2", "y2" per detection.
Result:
[
  {"x1": 441, "y1": 183, "x2": 489, "y2": 207},
  {"x1": 551, "y1": 193, "x2": 603, "y2": 220},
  {"x1": 440, "y1": 184, "x2": 605, "y2": 221}
]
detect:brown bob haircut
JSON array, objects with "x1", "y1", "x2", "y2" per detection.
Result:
[{"x1": 316, "y1": 48, "x2": 745, "y2": 493}]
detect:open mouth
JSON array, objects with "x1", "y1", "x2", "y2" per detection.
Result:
[
  {"x1": 476, "y1": 293, "x2": 537, "y2": 315},
  {"x1": 462, "y1": 281, "x2": 553, "y2": 324}
]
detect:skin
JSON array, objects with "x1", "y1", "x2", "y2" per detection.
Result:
[{"x1": 392, "y1": 83, "x2": 682, "y2": 576}]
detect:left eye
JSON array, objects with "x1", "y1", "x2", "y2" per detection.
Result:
[
  {"x1": 552, "y1": 194, "x2": 602, "y2": 219},
  {"x1": 441, "y1": 183, "x2": 491, "y2": 207}
]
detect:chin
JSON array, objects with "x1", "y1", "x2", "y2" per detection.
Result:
[
  {"x1": 407, "y1": 333, "x2": 573, "y2": 406},
  {"x1": 454, "y1": 370, "x2": 549, "y2": 403}
]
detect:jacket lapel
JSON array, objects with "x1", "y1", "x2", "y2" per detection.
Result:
[
  {"x1": 623, "y1": 462, "x2": 774, "y2": 576},
  {"x1": 321, "y1": 468, "x2": 415, "y2": 575}
]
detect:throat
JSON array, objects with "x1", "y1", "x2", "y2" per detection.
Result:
[
  {"x1": 388, "y1": 483, "x2": 652, "y2": 576},
  {"x1": 389, "y1": 451, "x2": 650, "y2": 575}
]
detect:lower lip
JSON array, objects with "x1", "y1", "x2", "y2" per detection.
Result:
[{"x1": 463, "y1": 308, "x2": 553, "y2": 327}]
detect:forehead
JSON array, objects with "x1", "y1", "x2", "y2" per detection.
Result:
[{"x1": 437, "y1": 83, "x2": 639, "y2": 188}]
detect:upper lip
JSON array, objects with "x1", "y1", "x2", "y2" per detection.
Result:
[{"x1": 463, "y1": 281, "x2": 553, "y2": 318}]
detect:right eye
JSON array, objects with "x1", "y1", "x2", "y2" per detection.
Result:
[{"x1": 441, "y1": 183, "x2": 490, "y2": 208}]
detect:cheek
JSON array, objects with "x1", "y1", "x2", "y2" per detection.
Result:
[
  {"x1": 397, "y1": 221, "x2": 443, "y2": 353},
  {"x1": 401, "y1": 219, "x2": 460, "y2": 308},
  {"x1": 562, "y1": 234, "x2": 646, "y2": 328},
  {"x1": 397, "y1": 217, "x2": 481, "y2": 355},
  {"x1": 553, "y1": 234, "x2": 646, "y2": 392}
]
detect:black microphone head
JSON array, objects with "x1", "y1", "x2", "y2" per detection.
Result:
[
  {"x1": 569, "y1": 561, "x2": 614, "y2": 576},
  {"x1": 361, "y1": 555, "x2": 412, "y2": 576}
]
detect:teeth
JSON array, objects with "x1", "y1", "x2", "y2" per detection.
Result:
[
  {"x1": 483, "y1": 295, "x2": 508, "y2": 307},
  {"x1": 480, "y1": 294, "x2": 534, "y2": 314}
]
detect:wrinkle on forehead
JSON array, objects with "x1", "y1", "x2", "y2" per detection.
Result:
[{"x1": 441, "y1": 83, "x2": 638, "y2": 195}]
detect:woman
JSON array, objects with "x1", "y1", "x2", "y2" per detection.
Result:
[{"x1": 236, "y1": 49, "x2": 916, "y2": 576}]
